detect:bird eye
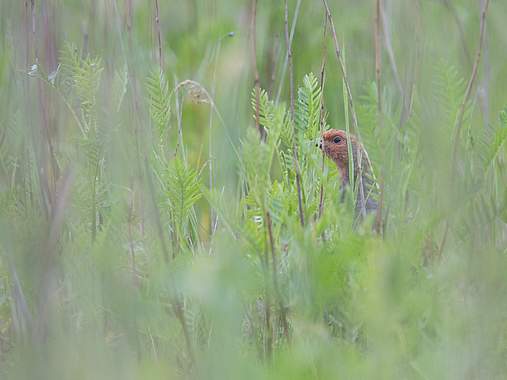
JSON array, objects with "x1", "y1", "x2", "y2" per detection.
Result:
[{"x1": 333, "y1": 136, "x2": 342, "y2": 144}]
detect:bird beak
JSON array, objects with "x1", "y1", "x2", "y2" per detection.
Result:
[{"x1": 316, "y1": 138, "x2": 323, "y2": 150}]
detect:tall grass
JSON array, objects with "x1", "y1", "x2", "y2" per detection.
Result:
[{"x1": 0, "y1": 0, "x2": 506, "y2": 379}]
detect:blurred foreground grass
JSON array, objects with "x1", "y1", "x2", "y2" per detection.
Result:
[{"x1": 1, "y1": 0, "x2": 507, "y2": 379}]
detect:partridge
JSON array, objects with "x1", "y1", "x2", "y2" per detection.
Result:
[{"x1": 318, "y1": 129, "x2": 378, "y2": 217}]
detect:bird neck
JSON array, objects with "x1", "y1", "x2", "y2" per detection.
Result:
[
  {"x1": 337, "y1": 159, "x2": 370, "y2": 189},
  {"x1": 338, "y1": 164, "x2": 350, "y2": 186}
]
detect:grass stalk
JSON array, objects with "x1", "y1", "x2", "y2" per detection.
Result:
[
  {"x1": 154, "y1": 0, "x2": 163, "y2": 70},
  {"x1": 439, "y1": 0, "x2": 490, "y2": 256},
  {"x1": 250, "y1": 0, "x2": 266, "y2": 141},
  {"x1": 266, "y1": 211, "x2": 290, "y2": 342},
  {"x1": 317, "y1": 14, "x2": 329, "y2": 220},
  {"x1": 284, "y1": 0, "x2": 305, "y2": 227}
]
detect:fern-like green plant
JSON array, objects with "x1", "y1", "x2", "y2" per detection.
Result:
[
  {"x1": 146, "y1": 69, "x2": 171, "y2": 138},
  {"x1": 60, "y1": 43, "x2": 103, "y2": 130},
  {"x1": 162, "y1": 158, "x2": 201, "y2": 244},
  {"x1": 59, "y1": 43, "x2": 107, "y2": 239},
  {"x1": 295, "y1": 73, "x2": 322, "y2": 140},
  {"x1": 433, "y1": 62, "x2": 469, "y2": 143}
]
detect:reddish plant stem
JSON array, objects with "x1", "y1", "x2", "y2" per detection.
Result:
[{"x1": 154, "y1": 0, "x2": 163, "y2": 69}]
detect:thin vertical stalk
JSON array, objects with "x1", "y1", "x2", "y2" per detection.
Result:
[
  {"x1": 438, "y1": 0, "x2": 490, "y2": 256},
  {"x1": 478, "y1": 30, "x2": 490, "y2": 128},
  {"x1": 208, "y1": 35, "x2": 228, "y2": 237},
  {"x1": 284, "y1": 0, "x2": 305, "y2": 227},
  {"x1": 374, "y1": 0, "x2": 385, "y2": 234},
  {"x1": 265, "y1": 9, "x2": 280, "y2": 96},
  {"x1": 276, "y1": 0, "x2": 302, "y2": 104},
  {"x1": 356, "y1": 148, "x2": 367, "y2": 220},
  {"x1": 375, "y1": 0, "x2": 382, "y2": 115},
  {"x1": 26, "y1": 0, "x2": 50, "y2": 220},
  {"x1": 318, "y1": 14, "x2": 329, "y2": 220},
  {"x1": 127, "y1": 186, "x2": 137, "y2": 284},
  {"x1": 399, "y1": 0, "x2": 421, "y2": 130},
  {"x1": 91, "y1": 159, "x2": 100, "y2": 241},
  {"x1": 381, "y1": 1, "x2": 403, "y2": 97},
  {"x1": 451, "y1": 0, "x2": 490, "y2": 175},
  {"x1": 442, "y1": 0, "x2": 473, "y2": 68},
  {"x1": 262, "y1": 216, "x2": 273, "y2": 360},
  {"x1": 126, "y1": 0, "x2": 133, "y2": 48},
  {"x1": 154, "y1": 0, "x2": 163, "y2": 69},
  {"x1": 375, "y1": 178, "x2": 385, "y2": 236},
  {"x1": 250, "y1": 0, "x2": 266, "y2": 141},
  {"x1": 478, "y1": 0, "x2": 490, "y2": 129},
  {"x1": 173, "y1": 76, "x2": 187, "y2": 164},
  {"x1": 144, "y1": 157, "x2": 171, "y2": 263},
  {"x1": 341, "y1": 50, "x2": 354, "y2": 193},
  {"x1": 266, "y1": 212, "x2": 290, "y2": 342},
  {"x1": 321, "y1": 0, "x2": 360, "y2": 142},
  {"x1": 172, "y1": 300, "x2": 195, "y2": 365},
  {"x1": 285, "y1": 0, "x2": 295, "y2": 119}
]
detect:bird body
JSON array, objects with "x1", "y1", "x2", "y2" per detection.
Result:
[{"x1": 319, "y1": 129, "x2": 379, "y2": 217}]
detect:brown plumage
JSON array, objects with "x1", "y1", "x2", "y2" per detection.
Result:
[{"x1": 318, "y1": 129, "x2": 378, "y2": 216}]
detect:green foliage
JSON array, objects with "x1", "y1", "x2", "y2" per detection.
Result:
[
  {"x1": 60, "y1": 43, "x2": 104, "y2": 129},
  {"x1": 161, "y1": 158, "x2": 202, "y2": 238},
  {"x1": 146, "y1": 69, "x2": 171, "y2": 138},
  {"x1": 485, "y1": 109, "x2": 507, "y2": 168},
  {"x1": 1, "y1": 1, "x2": 507, "y2": 379},
  {"x1": 433, "y1": 62, "x2": 467, "y2": 131},
  {"x1": 296, "y1": 73, "x2": 322, "y2": 139}
]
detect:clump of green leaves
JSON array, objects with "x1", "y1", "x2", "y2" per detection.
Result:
[{"x1": 1, "y1": 2, "x2": 507, "y2": 378}]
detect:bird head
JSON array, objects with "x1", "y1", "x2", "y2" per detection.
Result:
[{"x1": 317, "y1": 129, "x2": 359, "y2": 184}]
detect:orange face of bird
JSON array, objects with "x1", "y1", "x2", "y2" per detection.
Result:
[{"x1": 318, "y1": 129, "x2": 357, "y2": 183}]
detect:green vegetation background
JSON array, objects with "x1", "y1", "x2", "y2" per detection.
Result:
[{"x1": 0, "y1": 0, "x2": 507, "y2": 379}]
